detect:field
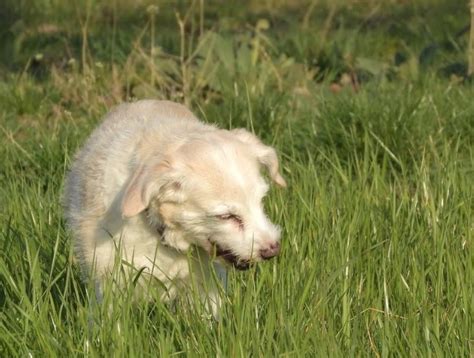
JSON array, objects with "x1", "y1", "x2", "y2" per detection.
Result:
[{"x1": 0, "y1": 0, "x2": 473, "y2": 355}]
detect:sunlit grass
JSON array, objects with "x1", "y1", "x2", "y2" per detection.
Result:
[{"x1": 1, "y1": 76, "x2": 471, "y2": 355}]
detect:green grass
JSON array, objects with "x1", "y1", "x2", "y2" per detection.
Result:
[{"x1": 1, "y1": 0, "x2": 473, "y2": 356}]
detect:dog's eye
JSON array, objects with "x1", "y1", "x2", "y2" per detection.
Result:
[{"x1": 216, "y1": 213, "x2": 244, "y2": 230}]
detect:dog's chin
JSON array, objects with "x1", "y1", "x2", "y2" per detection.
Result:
[{"x1": 214, "y1": 245, "x2": 252, "y2": 271}]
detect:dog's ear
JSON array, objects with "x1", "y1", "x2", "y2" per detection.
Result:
[
  {"x1": 121, "y1": 161, "x2": 176, "y2": 218},
  {"x1": 231, "y1": 129, "x2": 287, "y2": 187}
]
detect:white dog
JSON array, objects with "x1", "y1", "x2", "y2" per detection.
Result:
[{"x1": 63, "y1": 100, "x2": 286, "y2": 315}]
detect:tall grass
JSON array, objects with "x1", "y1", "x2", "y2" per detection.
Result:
[{"x1": 1, "y1": 0, "x2": 473, "y2": 355}]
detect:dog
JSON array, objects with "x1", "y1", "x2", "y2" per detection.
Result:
[{"x1": 63, "y1": 100, "x2": 286, "y2": 316}]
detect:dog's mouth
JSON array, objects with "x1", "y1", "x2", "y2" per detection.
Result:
[
  {"x1": 215, "y1": 245, "x2": 251, "y2": 271},
  {"x1": 207, "y1": 240, "x2": 251, "y2": 270}
]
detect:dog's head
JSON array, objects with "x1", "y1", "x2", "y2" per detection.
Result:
[{"x1": 121, "y1": 128, "x2": 286, "y2": 270}]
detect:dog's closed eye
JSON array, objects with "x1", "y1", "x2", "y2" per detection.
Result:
[{"x1": 215, "y1": 213, "x2": 244, "y2": 230}]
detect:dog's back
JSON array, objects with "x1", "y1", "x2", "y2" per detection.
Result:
[{"x1": 65, "y1": 101, "x2": 197, "y2": 216}]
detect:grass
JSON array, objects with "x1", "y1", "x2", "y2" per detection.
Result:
[{"x1": 0, "y1": 0, "x2": 473, "y2": 356}]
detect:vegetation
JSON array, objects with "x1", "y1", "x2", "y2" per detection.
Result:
[{"x1": 0, "y1": 0, "x2": 472, "y2": 355}]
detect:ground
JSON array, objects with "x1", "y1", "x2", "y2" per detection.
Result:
[{"x1": 0, "y1": 0, "x2": 472, "y2": 355}]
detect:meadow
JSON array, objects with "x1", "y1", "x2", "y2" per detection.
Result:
[{"x1": 0, "y1": 0, "x2": 472, "y2": 355}]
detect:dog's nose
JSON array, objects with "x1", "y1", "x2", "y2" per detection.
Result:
[{"x1": 260, "y1": 242, "x2": 280, "y2": 260}]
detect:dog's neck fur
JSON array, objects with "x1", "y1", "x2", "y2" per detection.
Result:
[{"x1": 144, "y1": 207, "x2": 229, "y2": 295}]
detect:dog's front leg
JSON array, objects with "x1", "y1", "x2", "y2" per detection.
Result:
[{"x1": 206, "y1": 262, "x2": 227, "y2": 320}]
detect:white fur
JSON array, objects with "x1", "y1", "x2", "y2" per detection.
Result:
[{"x1": 63, "y1": 100, "x2": 286, "y2": 316}]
